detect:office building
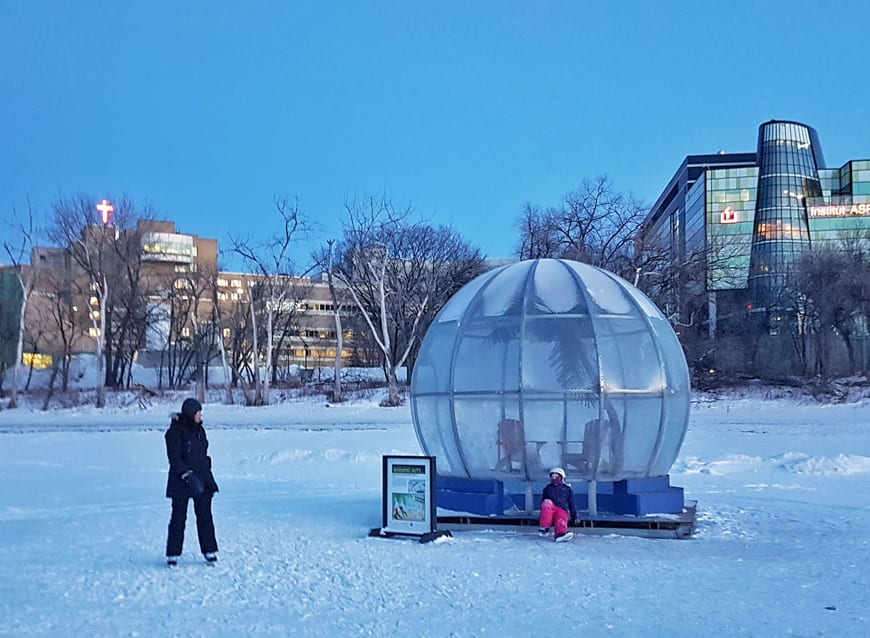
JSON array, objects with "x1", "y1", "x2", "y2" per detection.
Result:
[{"x1": 643, "y1": 120, "x2": 870, "y2": 374}]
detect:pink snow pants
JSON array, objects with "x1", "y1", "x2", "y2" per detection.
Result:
[{"x1": 539, "y1": 499, "x2": 569, "y2": 536}]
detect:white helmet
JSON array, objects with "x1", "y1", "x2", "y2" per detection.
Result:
[{"x1": 549, "y1": 467, "x2": 566, "y2": 479}]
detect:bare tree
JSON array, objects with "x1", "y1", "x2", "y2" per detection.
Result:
[
  {"x1": 152, "y1": 265, "x2": 215, "y2": 390},
  {"x1": 395, "y1": 223, "x2": 487, "y2": 374},
  {"x1": 267, "y1": 277, "x2": 311, "y2": 385},
  {"x1": 40, "y1": 260, "x2": 84, "y2": 392},
  {"x1": 515, "y1": 176, "x2": 647, "y2": 275},
  {"x1": 341, "y1": 239, "x2": 421, "y2": 406},
  {"x1": 47, "y1": 194, "x2": 156, "y2": 406},
  {"x1": 212, "y1": 284, "x2": 255, "y2": 403},
  {"x1": 1, "y1": 201, "x2": 41, "y2": 408},
  {"x1": 515, "y1": 202, "x2": 561, "y2": 259},
  {"x1": 210, "y1": 274, "x2": 235, "y2": 405},
  {"x1": 219, "y1": 290, "x2": 258, "y2": 396},
  {"x1": 796, "y1": 243, "x2": 870, "y2": 377},
  {"x1": 325, "y1": 239, "x2": 346, "y2": 402},
  {"x1": 228, "y1": 195, "x2": 310, "y2": 405},
  {"x1": 334, "y1": 196, "x2": 485, "y2": 406}
]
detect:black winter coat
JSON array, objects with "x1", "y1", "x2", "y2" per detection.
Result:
[{"x1": 165, "y1": 413, "x2": 219, "y2": 499}]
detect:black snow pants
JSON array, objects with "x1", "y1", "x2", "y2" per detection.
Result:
[{"x1": 166, "y1": 494, "x2": 218, "y2": 556}]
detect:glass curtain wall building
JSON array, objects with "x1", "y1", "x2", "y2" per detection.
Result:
[
  {"x1": 643, "y1": 120, "x2": 870, "y2": 368},
  {"x1": 747, "y1": 121, "x2": 824, "y2": 310}
]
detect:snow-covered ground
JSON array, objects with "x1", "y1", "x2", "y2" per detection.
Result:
[{"x1": 0, "y1": 391, "x2": 868, "y2": 637}]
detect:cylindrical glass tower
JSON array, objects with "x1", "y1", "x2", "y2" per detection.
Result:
[
  {"x1": 410, "y1": 259, "x2": 690, "y2": 483},
  {"x1": 748, "y1": 120, "x2": 825, "y2": 309}
]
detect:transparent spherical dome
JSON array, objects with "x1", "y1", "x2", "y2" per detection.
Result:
[{"x1": 410, "y1": 259, "x2": 690, "y2": 482}]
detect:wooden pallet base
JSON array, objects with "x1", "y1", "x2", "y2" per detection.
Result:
[{"x1": 437, "y1": 501, "x2": 697, "y2": 540}]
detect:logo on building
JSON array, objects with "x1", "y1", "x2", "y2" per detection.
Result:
[{"x1": 720, "y1": 206, "x2": 738, "y2": 224}]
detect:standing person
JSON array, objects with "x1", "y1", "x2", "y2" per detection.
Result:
[
  {"x1": 538, "y1": 467, "x2": 577, "y2": 542},
  {"x1": 164, "y1": 398, "x2": 220, "y2": 566}
]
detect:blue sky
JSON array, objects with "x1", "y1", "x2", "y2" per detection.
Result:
[{"x1": 3, "y1": 1, "x2": 870, "y2": 265}]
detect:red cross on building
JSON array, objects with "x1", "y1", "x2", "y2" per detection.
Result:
[{"x1": 96, "y1": 199, "x2": 114, "y2": 225}]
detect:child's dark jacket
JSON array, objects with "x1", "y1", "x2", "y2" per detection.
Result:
[{"x1": 542, "y1": 482, "x2": 578, "y2": 520}]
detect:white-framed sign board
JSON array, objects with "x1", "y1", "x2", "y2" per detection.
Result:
[{"x1": 380, "y1": 455, "x2": 436, "y2": 536}]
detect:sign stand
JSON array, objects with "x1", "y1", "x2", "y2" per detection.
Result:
[{"x1": 369, "y1": 455, "x2": 452, "y2": 544}]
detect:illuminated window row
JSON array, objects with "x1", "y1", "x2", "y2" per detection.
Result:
[
  {"x1": 22, "y1": 352, "x2": 54, "y2": 369},
  {"x1": 143, "y1": 243, "x2": 195, "y2": 256},
  {"x1": 755, "y1": 221, "x2": 809, "y2": 240},
  {"x1": 290, "y1": 348, "x2": 353, "y2": 359},
  {"x1": 218, "y1": 328, "x2": 354, "y2": 340}
]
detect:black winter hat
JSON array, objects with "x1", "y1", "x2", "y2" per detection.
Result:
[{"x1": 181, "y1": 398, "x2": 202, "y2": 418}]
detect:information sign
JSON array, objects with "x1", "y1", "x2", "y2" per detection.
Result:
[{"x1": 381, "y1": 455, "x2": 436, "y2": 536}]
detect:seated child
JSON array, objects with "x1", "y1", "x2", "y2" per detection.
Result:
[{"x1": 538, "y1": 467, "x2": 577, "y2": 542}]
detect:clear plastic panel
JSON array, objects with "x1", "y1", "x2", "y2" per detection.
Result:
[
  {"x1": 562, "y1": 400, "x2": 603, "y2": 480},
  {"x1": 528, "y1": 259, "x2": 588, "y2": 315},
  {"x1": 454, "y1": 318, "x2": 521, "y2": 392},
  {"x1": 566, "y1": 262, "x2": 634, "y2": 315},
  {"x1": 522, "y1": 317, "x2": 598, "y2": 392},
  {"x1": 650, "y1": 390, "x2": 691, "y2": 475},
  {"x1": 411, "y1": 396, "x2": 463, "y2": 476},
  {"x1": 597, "y1": 318, "x2": 665, "y2": 392},
  {"x1": 646, "y1": 315, "x2": 690, "y2": 393},
  {"x1": 453, "y1": 398, "x2": 506, "y2": 475},
  {"x1": 614, "y1": 276, "x2": 668, "y2": 320},
  {"x1": 435, "y1": 267, "x2": 501, "y2": 323},
  {"x1": 520, "y1": 399, "x2": 568, "y2": 477},
  {"x1": 411, "y1": 322, "x2": 457, "y2": 394},
  {"x1": 617, "y1": 396, "x2": 663, "y2": 477},
  {"x1": 474, "y1": 259, "x2": 533, "y2": 318}
]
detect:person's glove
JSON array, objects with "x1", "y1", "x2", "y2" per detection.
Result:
[{"x1": 182, "y1": 470, "x2": 205, "y2": 500}]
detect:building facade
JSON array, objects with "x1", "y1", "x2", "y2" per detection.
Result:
[
  {"x1": 2, "y1": 214, "x2": 362, "y2": 385},
  {"x1": 643, "y1": 120, "x2": 870, "y2": 374}
]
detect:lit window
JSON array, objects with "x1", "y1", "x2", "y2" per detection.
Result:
[
  {"x1": 89, "y1": 296, "x2": 99, "y2": 307},
  {"x1": 217, "y1": 292, "x2": 228, "y2": 301},
  {"x1": 22, "y1": 353, "x2": 53, "y2": 369},
  {"x1": 89, "y1": 327, "x2": 101, "y2": 338},
  {"x1": 222, "y1": 328, "x2": 231, "y2": 338},
  {"x1": 217, "y1": 278, "x2": 229, "y2": 287},
  {"x1": 181, "y1": 327, "x2": 191, "y2": 337},
  {"x1": 231, "y1": 279, "x2": 242, "y2": 288}
]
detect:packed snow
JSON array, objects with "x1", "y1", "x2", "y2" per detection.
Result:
[{"x1": 0, "y1": 389, "x2": 868, "y2": 636}]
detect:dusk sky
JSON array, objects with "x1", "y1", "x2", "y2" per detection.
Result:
[{"x1": 3, "y1": 1, "x2": 870, "y2": 265}]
